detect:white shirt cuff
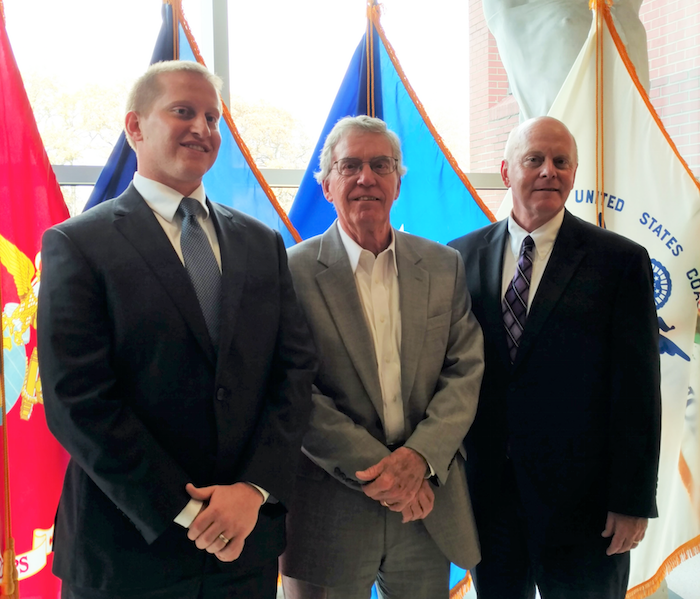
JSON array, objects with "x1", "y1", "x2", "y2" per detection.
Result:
[{"x1": 174, "y1": 498, "x2": 203, "y2": 528}]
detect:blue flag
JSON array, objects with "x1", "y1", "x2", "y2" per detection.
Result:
[
  {"x1": 84, "y1": 3, "x2": 298, "y2": 247},
  {"x1": 288, "y1": 7, "x2": 493, "y2": 244}
]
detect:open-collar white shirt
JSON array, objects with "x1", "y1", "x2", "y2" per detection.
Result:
[{"x1": 337, "y1": 222, "x2": 405, "y2": 445}]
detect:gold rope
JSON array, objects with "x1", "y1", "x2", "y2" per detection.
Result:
[
  {"x1": 175, "y1": 0, "x2": 302, "y2": 242},
  {"x1": 368, "y1": 5, "x2": 494, "y2": 221}
]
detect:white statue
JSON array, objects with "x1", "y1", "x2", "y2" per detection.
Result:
[{"x1": 483, "y1": 0, "x2": 650, "y2": 121}]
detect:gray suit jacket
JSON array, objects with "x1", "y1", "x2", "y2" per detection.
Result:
[{"x1": 280, "y1": 223, "x2": 484, "y2": 585}]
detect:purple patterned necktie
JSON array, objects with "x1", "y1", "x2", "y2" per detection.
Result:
[{"x1": 502, "y1": 235, "x2": 534, "y2": 363}]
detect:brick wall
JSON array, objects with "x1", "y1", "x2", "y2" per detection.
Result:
[
  {"x1": 469, "y1": 0, "x2": 517, "y2": 214},
  {"x1": 641, "y1": 0, "x2": 700, "y2": 177}
]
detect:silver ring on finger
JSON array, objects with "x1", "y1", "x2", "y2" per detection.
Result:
[{"x1": 218, "y1": 533, "x2": 230, "y2": 545}]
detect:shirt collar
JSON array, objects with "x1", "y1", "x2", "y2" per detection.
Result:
[
  {"x1": 336, "y1": 221, "x2": 398, "y2": 276},
  {"x1": 507, "y1": 208, "x2": 565, "y2": 260},
  {"x1": 133, "y1": 173, "x2": 209, "y2": 222}
]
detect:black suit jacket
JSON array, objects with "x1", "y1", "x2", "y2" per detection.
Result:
[
  {"x1": 448, "y1": 210, "x2": 661, "y2": 547},
  {"x1": 37, "y1": 184, "x2": 316, "y2": 591}
]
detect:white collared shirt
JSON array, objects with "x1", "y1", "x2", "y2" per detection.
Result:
[
  {"x1": 133, "y1": 173, "x2": 222, "y2": 272},
  {"x1": 337, "y1": 222, "x2": 405, "y2": 445},
  {"x1": 501, "y1": 209, "x2": 565, "y2": 312}
]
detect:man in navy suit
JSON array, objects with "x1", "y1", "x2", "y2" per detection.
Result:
[
  {"x1": 448, "y1": 116, "x2": 661, "y2": 599},
  {"x1": 37, "y1": 60, "x2": 316, "y2": 599}
]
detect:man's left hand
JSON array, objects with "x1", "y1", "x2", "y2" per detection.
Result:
[
  {"x1": 186, "y1": 482, "x2": 264, "y2": 562},
  {"x1": 355, "y1": 447, "x2": 427, "y2": 512},
  {"x1": 601, "y1": 511, "x2": 648, "y2": 555}
]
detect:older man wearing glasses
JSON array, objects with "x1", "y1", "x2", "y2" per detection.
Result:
[{"x1": 279, "y1": 116, "x2": 485, "y2": 599}]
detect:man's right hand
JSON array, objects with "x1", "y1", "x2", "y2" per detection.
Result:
[
  {"x1": 398, "y1": 479, "x2": 435, "y2": 523},
  {"x1": 186, "y1": 482, "x2": 264, "y2": 562}
]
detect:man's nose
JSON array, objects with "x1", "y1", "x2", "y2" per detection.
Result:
[
  {"x1": 540, "y1": 157, "x2": 557, "y2": 177},
  {"x1": 356, "y1": 162, "x2": 377, "y2": 185},
  {"x1": 190, "y1": 114, "x2": 211, "y2": 137}
]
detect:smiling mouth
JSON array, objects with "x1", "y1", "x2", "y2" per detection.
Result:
[
  {"x1": 182, "y1": 143, "x2": 208, "y2": 153},
  {"x1": 352, "y1": 196, "x2": 380, "y2": 201}
]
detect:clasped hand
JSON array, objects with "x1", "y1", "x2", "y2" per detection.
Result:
[
  {"x1": 186, "y1": 482, "x2": 264, "y2": 562},
  {"x1": 356, "y1": 447, "x2": 434, "y2": 523}
]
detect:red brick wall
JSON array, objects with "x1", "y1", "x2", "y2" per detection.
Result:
[
  {"x1": 469, "y1": 0, "x2": 700, "y2": 213},
  {"x1": 641, "y1": 0, "x2": 700, "y2": 177},
  {"x1": 469, "y1": 0, "x2": 518, "y2": 214}
]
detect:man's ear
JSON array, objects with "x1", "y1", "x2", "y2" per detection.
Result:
[
  {"x1": 124, "y1": 111, "x2": 143, "y2": 144},
  {"x1": 322, "y1": 178, "x2": 333, "y2": 204},
  {"x1": 500, "y1": 159, "x2": 510, "y2": 188}
]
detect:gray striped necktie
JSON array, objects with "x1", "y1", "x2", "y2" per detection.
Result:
[
  {"x1": 178, "y1": 197, "x2": 221, "y2": 347},
  {"x1": 502, "y1": 235, "x2": 534, "y2": 363}
]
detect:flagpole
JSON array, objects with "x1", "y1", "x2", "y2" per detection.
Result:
[{"x1": 0, "y1": 4, "x2": 20, "y2": 597}]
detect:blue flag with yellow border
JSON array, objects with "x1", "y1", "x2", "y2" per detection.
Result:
[{"x1": 288, "y1": 3, "x2": 493, "y2": 244}]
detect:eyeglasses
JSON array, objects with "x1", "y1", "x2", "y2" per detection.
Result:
[{"x1": 332, "y1": 156, "x2": 399, "y2": 177}]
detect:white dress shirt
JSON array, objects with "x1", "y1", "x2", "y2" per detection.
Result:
[
  {"x1": 132, "y1": 174, "x2": 268, "y2": 527},
  {"x1": 337, "y1": 223, "x2": 405, "y2": 445},
  {"x1": 501, "y1": 209, "x2": 565, "y2": 311}
]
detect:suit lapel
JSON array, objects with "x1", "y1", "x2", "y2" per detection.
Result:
[
  {"x1": 514, "y1": 211, "x2": 586, "y2": 369},
  {"x1": 479, "y1": 220, "x2": 511, "y2": 367},
  {"x1": 395, "y1": 233, "x2": 428, "y2": 405},
  {"x1": 210, "y1": 202, "x2": 247, "y2": 364},
  {"x1": 112, "y1": 185, "x2": 216, "y2": 365},
  {"x1": 315, "y1": 226, "x2": 384, "y2": 417}
]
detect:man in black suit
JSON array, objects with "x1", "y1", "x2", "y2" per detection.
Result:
[
  {"x1": 37, "y1": 61, "x2": 316, "y2": 599},
  {"x1": 448, "y1": 116, "x2": 661, "y2": 599}
]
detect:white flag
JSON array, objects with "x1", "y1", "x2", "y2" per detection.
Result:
[
  {"x1": 494, "y1": 6, "x2": 700, "y2": 595},
  {"x1": 543, "y1": 8, "x2": 700, "y2": 596}
]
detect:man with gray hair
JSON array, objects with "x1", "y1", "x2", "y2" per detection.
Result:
[
  {"x1": 38, "y1": 60, "x2": 316, "y2": 598},
  {"x1": 279, "y1": 115, "x2": 484, "y2": 598},
  {"x1": 448, "y1": 116, "x2": 661, "y2": 598}
]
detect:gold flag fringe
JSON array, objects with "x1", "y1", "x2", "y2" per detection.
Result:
[{"x1": 626, "y1": 535, "x2": 700, "y2": 599}]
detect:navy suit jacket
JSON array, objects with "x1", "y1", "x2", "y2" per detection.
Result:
[
  {"x1": 448, "y1": 210, "x2": 661, "y2": 547},
  {"x1": 37, "y1": 184, "x2": 316, "y2": 591}
]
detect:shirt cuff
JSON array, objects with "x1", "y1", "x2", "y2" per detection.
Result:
[
  {"x1": 174, "y1": 499, "x2": 203, "y2": 528},
  {"x1": 247, "y1": 483, "x2": 269, "y2": 504}
]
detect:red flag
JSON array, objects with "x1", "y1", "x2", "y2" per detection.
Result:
[{"x1": 1, "y1": 5, "x2": 70, "y2": 597}]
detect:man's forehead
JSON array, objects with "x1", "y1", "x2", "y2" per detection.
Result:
[{"x1": 334, "y1": 131, "x2": 392, "y2": 156}]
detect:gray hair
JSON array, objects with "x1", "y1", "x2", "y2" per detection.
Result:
[
  {"x1": 315, "y1": 115, "x2": 407, "y2": 183},
  {"x1": 125, "y1": 61, "x2": 223, "y2": 149},
  {"x1": 503, "y1": 116, "x2": 579, "y2": 165}
]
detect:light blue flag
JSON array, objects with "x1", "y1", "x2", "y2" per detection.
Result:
[
  {"x1": 85, "y1": 4, "x2": 298, "y2": 247},
  {"x1": 288, "y1": 9, "x2": 493, "y2": 244}
]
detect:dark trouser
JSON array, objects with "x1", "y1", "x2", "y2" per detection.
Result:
[
  {"x1": 61, "y1": 557, "x2": 278, "y2": 599},
  {"x1": 472, "y1": 463, "x2": 630, "y2": 599}
]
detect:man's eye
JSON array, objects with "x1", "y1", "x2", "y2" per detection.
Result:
[
  {"x1": 371, "y1": 158, "x2": 391, "y2": 173},
  {"x1": 339, "y1": 160, "x2": 361, "y2": 174}
]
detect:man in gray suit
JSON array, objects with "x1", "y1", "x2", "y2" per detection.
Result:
[{"x1": 279, "y1": 116, "x2": 485, "y2": 598}]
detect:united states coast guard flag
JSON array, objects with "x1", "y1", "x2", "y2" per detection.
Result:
[
  {"x1": 85, "y1": 0, "x2": 299, "y2": 246},
  {"x1": 498, "y1": 4, "x2": 700, "y2": 596},
  {"x1": 288, "y1": 1, "x2": 493, "y2": 244}
]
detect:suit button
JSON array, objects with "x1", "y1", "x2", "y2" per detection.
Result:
[{"x1": 216, "y1": 388, "x2": 226, "y2": 401}]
